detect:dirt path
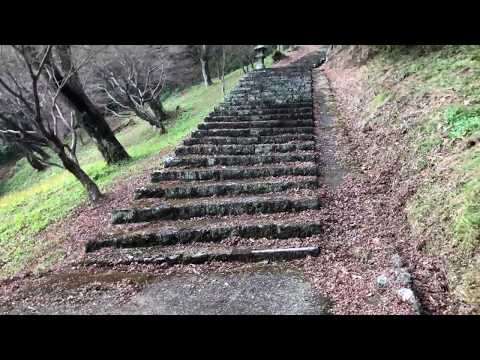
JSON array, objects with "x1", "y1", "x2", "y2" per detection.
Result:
[
  {"x1": 322, "y1": 59, "x2": 452, "y2": 314},
  {"x1": 272, "y1": 45, "x2": 326, "y2": 68}
]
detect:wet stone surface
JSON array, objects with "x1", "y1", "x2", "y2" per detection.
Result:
[
  {"x1": 314, "y1": 72, "x2": 346, "y2": 189},
  {"x1": 115, "y1": 269, "x2": 331, "y2": 315}
]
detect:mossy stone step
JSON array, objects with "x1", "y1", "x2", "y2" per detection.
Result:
[
  {"x1": 215, "y1": 102, "x2": 312, "y2": 111},
  {"x1": 205, "y1": 113, "x2": 312, "y2": 122},
  {"x1": 184, "y1": 134, "x2": 316, "y2": 146},
  {"x1": 164, "y1": 152, "x2": 315, "y2": 168},
  {"x1": 134, "y1": 176, "x2": 318, "y2": 199},
  {"x1": 223, "y1": 99, "x2": 313, "y2": 107},
  {"x1": 151, "y1": 163, "x2": 318, "y2": 182},
  {"x1": 175, "y1": 142, "x2": 315, "y2": 156},
  {"x1": 198, "y1": 120, "x2": 314, "y2": 130},
  {"x1": 84, "y1": 246, "x2": 320, "y2": 267},
  {"x1": 191, "y1": 127, "x2": 315, "y2": 138},
  {"x1": 86, "y1": 221, "x2": 325, "y2": 251},
  {"x1": 111, "y1": 196, "x2": 320, "y2": 224},
  {"x1": 211, "y1": 107, "x2": 312, "y2": 116}
]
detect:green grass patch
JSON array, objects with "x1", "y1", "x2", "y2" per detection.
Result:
[
  {"x1": 361, "y1": 45, "x2": 480, "y2": 310},
  {"x1": 414, "y1": 113, "x2": 445, "y2": 154},
  {"x1": 407, "y1": 182, "x2": 456, "y2": 253},
  {"x1": 372, "y1": 90, "x2": 393, "y2": 108},
  {"x1": 451, "y1": 150, "x2": 480, "y2": 252},
  {"x1": 372, "y1": 46, "x2": 480, "y2": 257},
  {"x1": 368, "y1": 90, "x2": 394, "y2": 118},
  {"x1": 443, "y1": 105, "x2": 480, "y2": 140},
  {"x1": 0, "y1": 69, "x2": 243, "y2": 278},
  {"x1": 454, "y1": 177, "x2": 480, "y2": 252}
]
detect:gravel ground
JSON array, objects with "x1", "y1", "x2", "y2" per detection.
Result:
[{"x1": 114, "y1": 269, "x2": 330, "y2": 315}]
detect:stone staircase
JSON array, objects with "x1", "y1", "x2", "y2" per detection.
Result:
[{"x1": 85, "y1": 62, "x2": 326, "y2": 267}]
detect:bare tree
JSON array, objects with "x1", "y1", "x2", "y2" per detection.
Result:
[
  {"x1": 99, "y1": 54, "x2": 169, "y2": 133},
  {"x1": 24, "y1": 45, "x2": 130, "y2": 165},
  {"x1": 325, "y1": 45, "x2": 335, "y2": 64},
  {"x1": 220, "y1": 45, "x2": 226, "y2": 96},
  {"x1": 0, "y1": 45, "x2": 102, "y2": 201},
  {"x1": 199, "y1": 45, "x2": 213, "y2": 87}
]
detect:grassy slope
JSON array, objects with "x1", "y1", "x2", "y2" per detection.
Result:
[
  {"x1": 355, "y1": 45, "x2": 480, "y2": 311},
  {"x1": 0, "y1": 68, "x2": 245, "y2": 278}
]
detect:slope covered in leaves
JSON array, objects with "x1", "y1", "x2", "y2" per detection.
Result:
[{"x1": 326, "y1": 45, "x2": 480, "y2": 313}]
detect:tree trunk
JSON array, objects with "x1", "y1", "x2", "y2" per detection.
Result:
[
  {"x1": 201, "y1": 59, "x2": 213, "y2": 87},
  {"x1": 221, "y1": 46, "x2": 226, "y2": 96},
  {"x1": 36, "y1": 46, "x2": 130, "y2": 165},
  {"x1": 26, "y1": 154, "x2": 48, "y2": 171},
  {"x1": 200, "y1": 45, "x2": 213, "y2": 87},
  {"x1": 18, "y1": 142, "x2": 50, "y2": 171},
  {"x1": 150, "y1": 101, "x2": 168, "y2": 122},
  {"x1": 57, "y1": 81, "x2": 130, "y2": 164},
  {"x1": 58, "y1": 152, "x2": 103, "y2": 202},
  {"x1": 135, "y1": 102, "x2": 168, "y2": 134}
]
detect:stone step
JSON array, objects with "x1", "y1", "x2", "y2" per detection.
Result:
[
  {"x1": 204, "y1": 113, "x2": 313, "y2": 122},
  {"x1": 191, "y1": 127, "x2": 315, "y2": 138},
  {"x1": 240, "y1": 72, "x2": 310, "y2": 78},
  {"x1": 184, "y1": 134, "x2": 316, "y2": 146},
  {"x1": 87, "y1": 214, "x2": 325, "y2": 251},
  {"x1": 83, "y1": 246, "x2": 320, "y2": 267},
  {"x1": 223, "y1": 99, "x2": 312, "y2": 107},
  {"x1": 211, "y1": 107, "x2": 312, "y2": 116},
  {"x1": 242, "y1": 70, "x2": 311, "y2": 77},
  {"x1": 228, "y1": 90, "x2": 312, "y2": 97},
  {"x1": 238, "y1": 79, "x2": 311, "y2": 85},
  {"x1": 237, "y1": 77, "x2": 311, "y2": 83},
  {"x1": 215, "y1": 102, "x2": 312, "y2": 111},
  {"x1": 175, "y1": 142, "x2": 315, "y2": 156},
  {"x1": 164, "y1": 152, "x2": 315, "y2": 168},
  {"x1": 198, "y1": 120, "x2": 314, "y2": 130},
  {"x1": 245, "y1": 66, "x2": 309, "y2": 73},
  {"x1": 111, "y1": 194, "x2": 320, "y2": 224},
  {"x1": 235, "y1": 85, "x2": 311, "y2": 90},
  {"x1": 214, "y1": 107, "x2": 312, "y2": 114},
  {"x1": 230, "y1": 88, "x2": 311, "y2": 95},
  {"x1": 134, "y1": 176, "x2": 318, "y2": 199},
  {"x1": 152, "y1": 162, "x2": 317, "y2": 182},
  {"x1": 231, "y1": 88, "x2": 310, "y2": 94}
]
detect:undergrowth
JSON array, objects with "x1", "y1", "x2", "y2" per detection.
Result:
[{"x1": 364, "y1": 45, "x2": 480, "y2": 311}]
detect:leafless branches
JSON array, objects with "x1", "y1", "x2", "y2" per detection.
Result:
[
  {"x1": 0, "y1": 45, "x2": 102, "y2": 201},
  {"x1": 99, "y1": 53, "x2": 169, "y2": 133}
]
